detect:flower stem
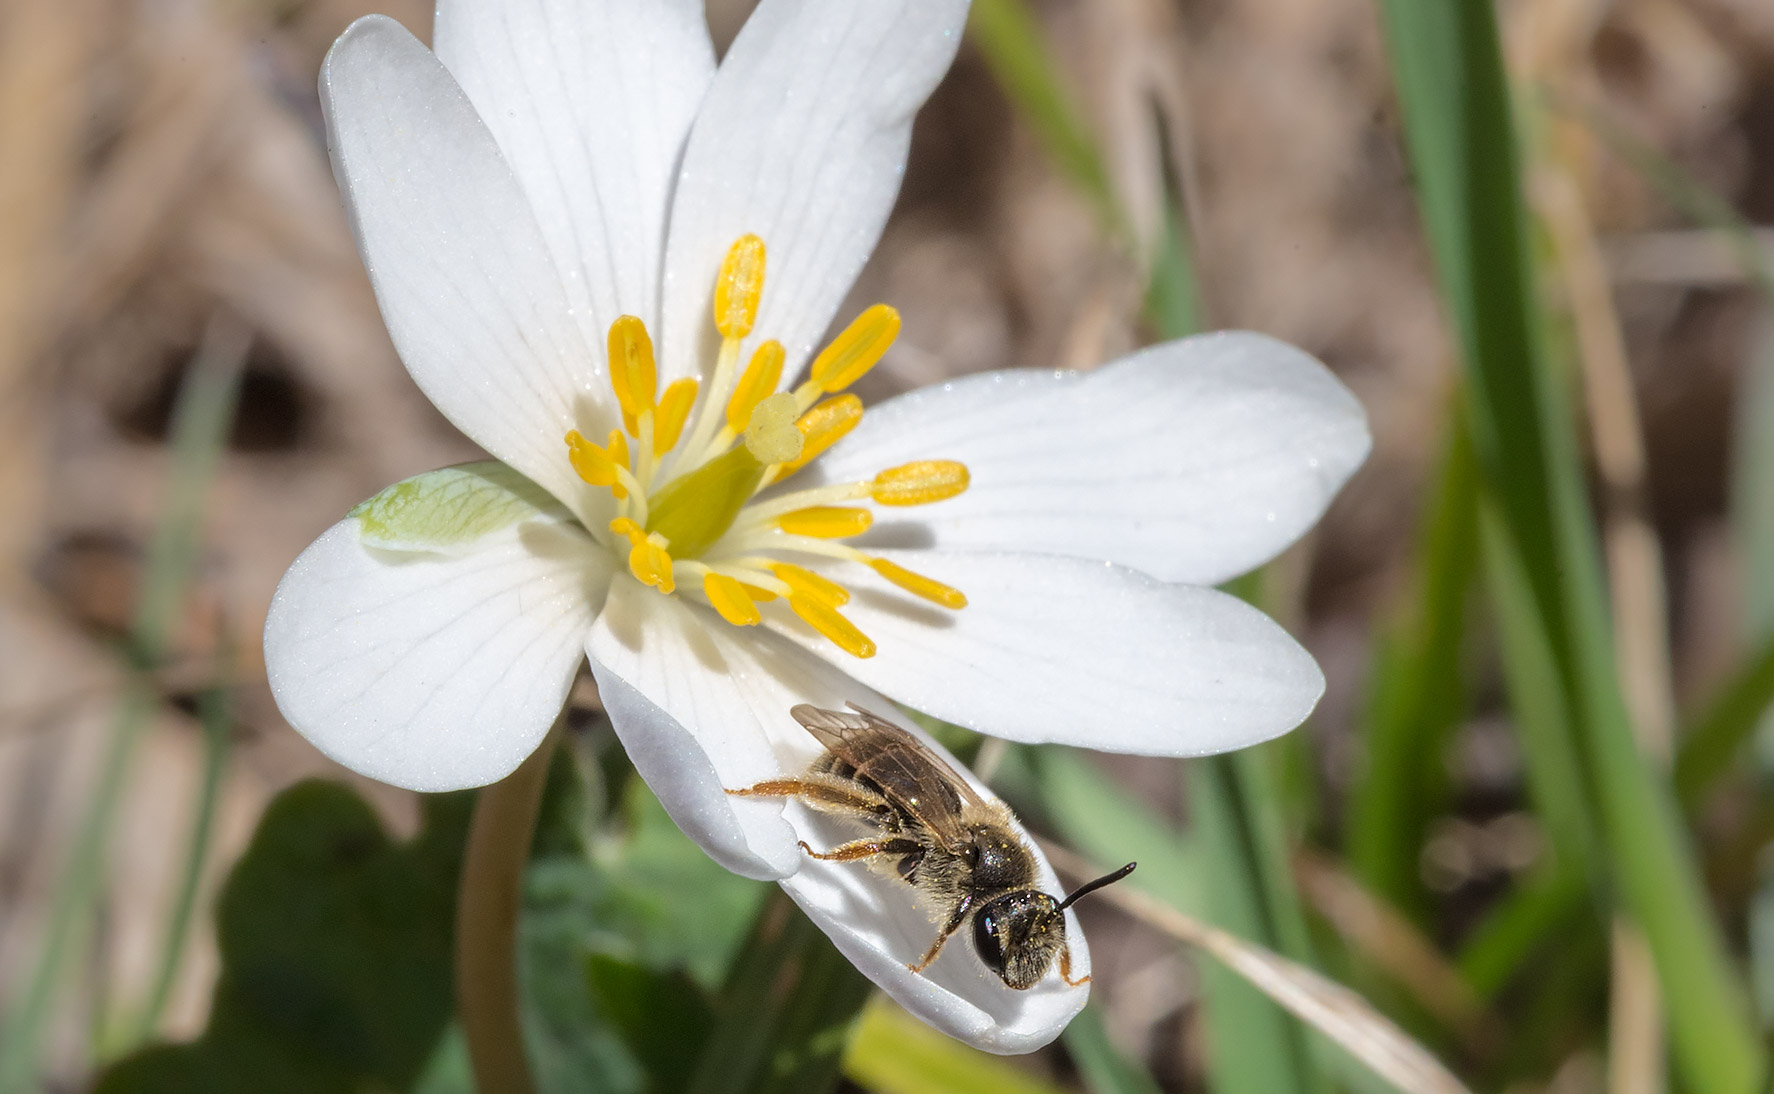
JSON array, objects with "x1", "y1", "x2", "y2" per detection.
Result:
[{"x1": 455, "y1": 720, "x2": 560, "y2": 1094}]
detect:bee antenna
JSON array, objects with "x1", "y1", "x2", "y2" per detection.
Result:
[{"x1": 1058, "y1": 862, "x2": 1137, "y2": 911}]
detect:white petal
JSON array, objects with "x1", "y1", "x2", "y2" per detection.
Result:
[
  {"x1": 434, "y1": 0, "x2": 714, "y2": 332},
  {"x1": 811, "y1": 331, "x2": 1371, "y2": 586},
  {"x1": 765, "y1": 550, "x2": 1324, "y2": 756},
  {"x1": 264, "y1": 506, "x2": 609, "y2": 791},
  {"x1": 780, "y1": 743, "x2": 1090, "y2": 1055},
  {"x1": 657, "y1": 0, "x2": 969, "y2": 384},
  {"x1": 321, "y1": 16, "x2": 608, "y2": 514},
  {"x1": 584, "y1": 588, "x2": 1087, "y2": 1049},
  {"x1": 587, "y1": 574, "x2": 887, "y2": 879}
]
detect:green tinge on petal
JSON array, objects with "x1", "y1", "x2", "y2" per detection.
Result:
[{"x1": 351, "y1": 461, "x2": 567, "y2": 552}]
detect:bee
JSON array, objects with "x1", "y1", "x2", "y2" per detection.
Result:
[{"x1": 727, "y1": 703, "x2": 1136, "y2": 990}]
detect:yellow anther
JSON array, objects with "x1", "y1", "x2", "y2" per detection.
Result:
[
  {"x1": 789, "y1": 594, "x2": 875, "y2": 659},
  {"x1": 778, "y1": 395, "x2": 863, "y2": 475},
  {"x1": 565, "y1": 430, "x2": 627, "y2": 499},
  {"x1": 703, "y1": 572, "x2": 762, "y2": 626},
  {"x1": 654, "y1": 378, "x2": 698, "y2": 456},
  {"x1": 610, "y1": 517, "x2": 674, "y2": 594},
  {"x1": 743, "y1": 392, "x2": 805, "y2": 465},
  {"x1": 771, "y1": 562, "x2": 850, "y2": 607},
  {"x1": 609, "y1": 516, "x2": 645, "y2": 545},
  {"x1": 606, "y1": 428, "x2": 629, "y2": 472},
  {"x1": 740, "y1": 582, "x2": 779, "y2": 603},
  {"x1": 607, "y1": 316, "x2": 658, "y2": 434},
  {"x1": 778, "y1": 506, "x2": 874, "y2": 538},
  {"x1": 809, "y1": 304, "x2": 900, "y2": 393},
  {"x1": 727, "y1": 340, "x2": 785, "y2": 432},
  {"x1": 714, "y1": 234, "x2": 767, "y2": 339},
  {"x1": 870, "y1": 557, "x2": 967, "y2": 609},
  {"x1": 872, "y1": 460, "x2": 969, "y2": 506}
]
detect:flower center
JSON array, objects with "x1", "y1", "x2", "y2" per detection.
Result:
[{"x1": 563, "y1": 235, "x2": 969, "y2": 658}]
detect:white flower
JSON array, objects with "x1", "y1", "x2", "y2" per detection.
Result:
[{"x1": 263, "y1": 0, "x2": 1369, "y2": 1054}]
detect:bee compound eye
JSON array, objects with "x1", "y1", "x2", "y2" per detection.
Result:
[{"x1": 971, "y1": 906, "x2": 1006, "y2": 974}]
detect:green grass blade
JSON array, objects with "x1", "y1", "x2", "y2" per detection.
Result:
[
  {"x1": 1478, "y1": 508, "x2": 1602, "y2": 874},
  {"x1": 0, "y1": 316, "x2": 249, "y2": 1094},
  {"x1": 1673, "y1": 635, "x2": 1774, "y2": 808},
  {"x1": 1347, "y1": 413, "x2": 1479, "y2": 918},
  {"x1": 1063, "y1": 1005, "x2": 1163, "y2": 1094},
  {"x1": 968, "y1": 0, "x2": 1120, "y2": 231},
  {"x1": 121, "y1": 641, "x2": 234, "y2": 1048},
  {"x1": 1455, "y1": 871, "x2": 1587, "y2": 1000},
  {"x1": 1034, "y1": 744, "x2": 1321, "y2": 1094},
  {"x1": 1189, "y1": 756, "x2": 1325, "y2": 1094},
  {"x1": 1373, "y1": 2, "x2": 1762, "y2": 1087}
]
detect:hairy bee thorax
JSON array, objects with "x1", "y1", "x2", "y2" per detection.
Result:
[{"x1": 965, "y1": 823, "x2": 1039, "y2": 892}]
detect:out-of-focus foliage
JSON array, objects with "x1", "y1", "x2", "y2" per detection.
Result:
[
  {"x1": 9, "y1": 0, "x2": 1774, "y2": 1090},
  {"x1": 95, "y1": 782, "x2": 469, "y2": 1094}
]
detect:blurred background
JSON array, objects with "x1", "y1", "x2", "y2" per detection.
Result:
[{"x1": 4, "y1": 0, "x2": 1774, "y2": 1090}]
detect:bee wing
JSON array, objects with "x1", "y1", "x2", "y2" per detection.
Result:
[{"x1": 789, "y1": 704, "x2": 988, "y2": 852}]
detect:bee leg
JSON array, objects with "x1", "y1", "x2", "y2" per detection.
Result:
[
  {"x1": 1058, "y1": 943, "x2": 1092, "y2": 988},
  {"x1": 726, "y1": 777, "x2": 889, "y2": 816},
  {"x1": 797, "y1": 837, "x2": 922, "y2": 862},
  {"x1": 906, "y1": 899, "x2": 972, "y2": 975}
]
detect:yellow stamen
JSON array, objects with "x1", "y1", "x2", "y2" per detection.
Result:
[
  {"x1": 808, "y1": 304, "x2": 900, "y2": 393},
  {"x1": 610, "y1": 517, "x2": 674, "y2": 594},
  {"x1": 714, "y1": 234, "x2": 767, "y2": 339},
  {"x1": 606, "y1": 428, "x2": 629, "y2": 471},
  {"x1": 654, "y1": 378, "x2": 698, "y2": 456},
  {"x1": 743, "y1": 391, "x2": 805, "y2": 465},
  {"x1": 607, "y1": 316, "x2": 657, "y2": 435},
  {"x1": 565, "y1": 430, "x2": 627, "y2": 499},
  {"x1": 771, "y1": 562, "x2": 850, "y2": 607},
  {"x1": 609, "y1": 517, "x2": 646, "y2": 548},
  {"x1": 740, "y1": 582, "x2": 779, "y2": 603},
  {"x1": 789, "y1": 594, "x2": 875, "y2": 659},
  {"x1": 872, "y1": 460, "x2": 969, "y2": 506},
  {"x1": 870, "y1": 557, "x2": 967, "y2": 609},
  {"x1": 703, "y1": 572, "x2": 762, "y2": 626},
  {"x1": 778, "y1": 506, "x2": 873, "y2": 538},
  {"x1": 777, "y1": 395, "x2": 863, "y2": 476},
  {"x1": 727, "y1": 340, "x2": 785, "y2": 432}
]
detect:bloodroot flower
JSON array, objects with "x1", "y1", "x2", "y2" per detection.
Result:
[{"x1": 264, "y1": 0, "x2": 1369, "y2": 1054}]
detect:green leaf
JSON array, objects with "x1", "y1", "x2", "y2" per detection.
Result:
[
  {"x1": 520, "y1": 749, "x2": 761, "y2": 1094},
  {"x1": 351, "y1": 461, "x2": 566, "y2": 551},
  {"x1": 843, "y1": 998, "x2": 1069, "y2": 1094},
  {"x1": 682, "y1": 891, "x2": 873, "y2": 1094},
  {"x1": 589, "y1": 777, "x2": 769, "y2": 987},
  {"x1": 94, "y1": 782, "x2": 471, "y2": 1094},
  {"x1": 584, "y1": 956, "x2": 714, "y2": 1094}
]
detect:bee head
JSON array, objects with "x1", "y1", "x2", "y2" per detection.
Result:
[
  {"x1": 971, "y1": 862, "x2": 1137, "y2": 990},
  {"x1": 972, "y1": 890, "x2": 1066, "y2": 990}
]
